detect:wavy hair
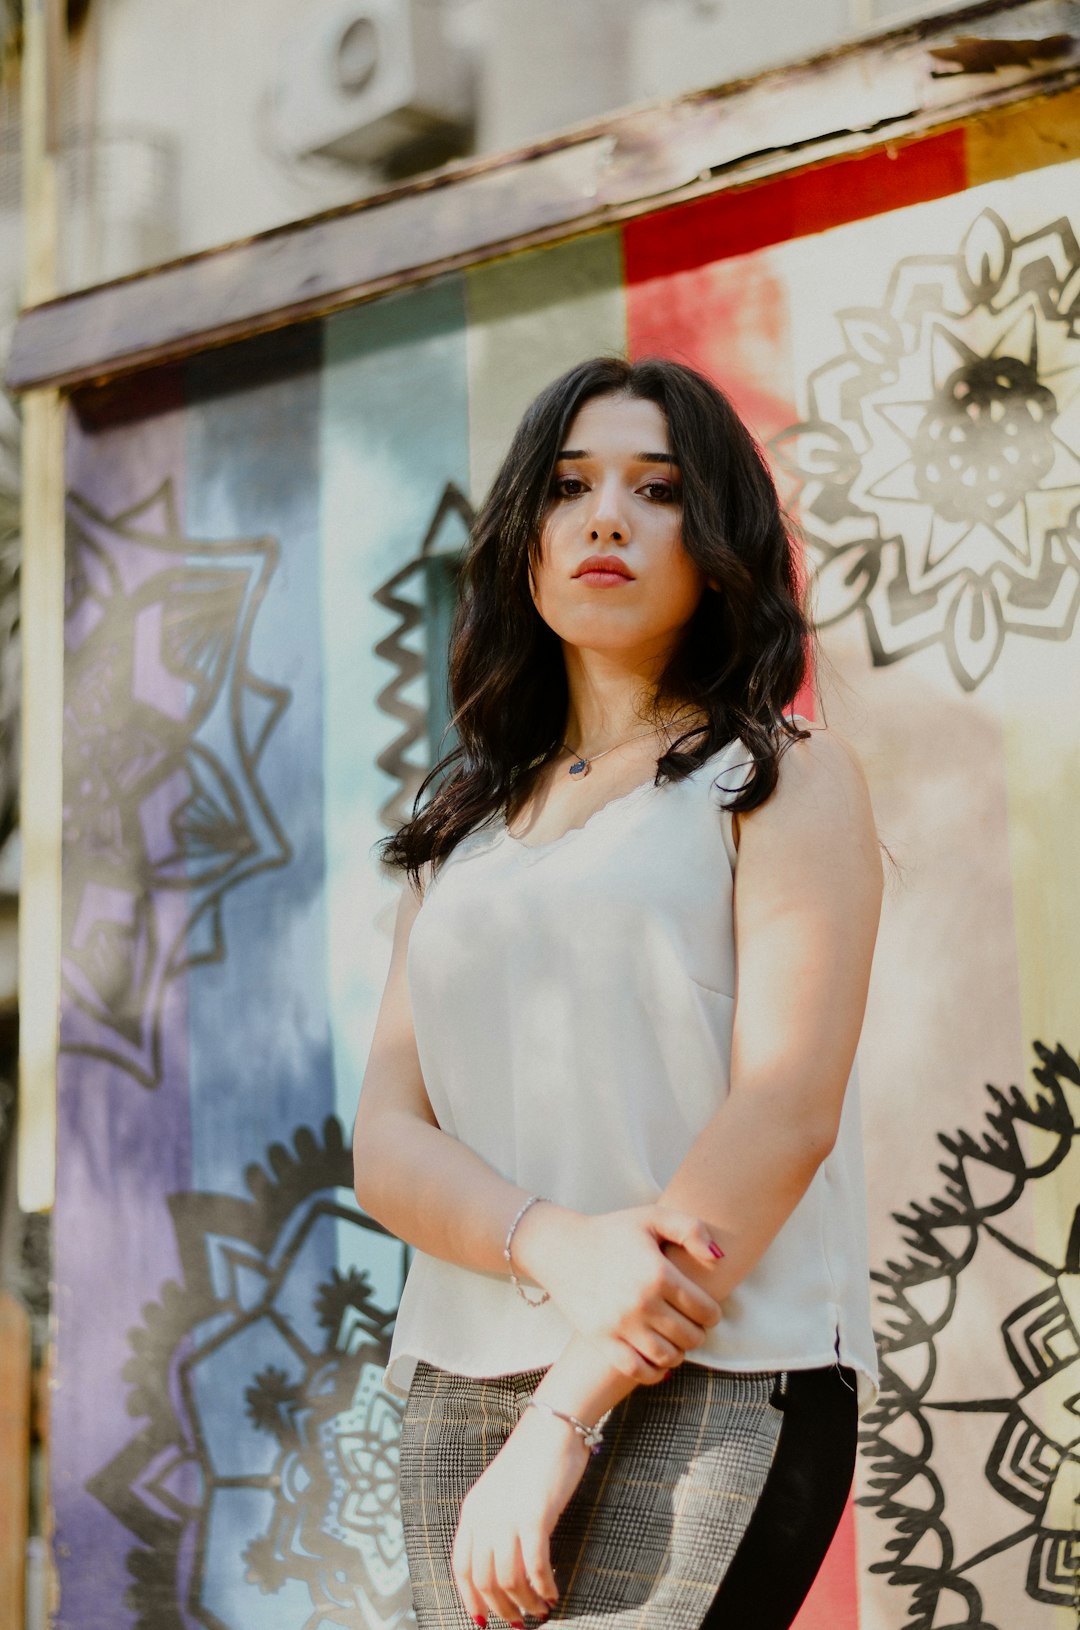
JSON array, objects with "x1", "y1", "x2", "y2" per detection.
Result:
[{"x1": 382, "y1": 355, "x2": 812, "y2": 880}]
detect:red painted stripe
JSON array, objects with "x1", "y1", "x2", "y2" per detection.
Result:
[
  {"x1": 625, "y1": 246, "x2": 816, "y2": 718},
  {"x1": 792, "y1": 1496, "x2": 860, "y2": 1629},
  {"x1": 624, "y1": 129, "x2": 967, "y2": 284}
]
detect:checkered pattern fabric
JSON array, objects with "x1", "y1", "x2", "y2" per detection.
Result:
[{"x1": 398, "y1": 1361, "x2": 784, "y2": 1628}]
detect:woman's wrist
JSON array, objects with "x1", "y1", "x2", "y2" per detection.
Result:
[
  {"x1": 514, "y1": 1399, "x2": 595, "y2": 1463},
  {"x1": 506, "y1": 1197, "x2": 583, "y2": 1293},
  {"x1": 532, "y1": 1333, "x2": 641, "y2": 1424},
  {"x1": 524, "y1": 1396, "x2": 608, "y2": 1453}
]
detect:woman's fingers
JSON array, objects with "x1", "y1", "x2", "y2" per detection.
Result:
[
  {"x1": 602, "y1": 1335, "x2": 662, "y2": 1383},
  {"x1": 455, "y1": 1524, "x2": 556, "y2": 1625},
  {"x1": 523, "y1": 1530, "x2": 559, "y2": 1610},
  {"x1": 621, "y1": 1328, "x2": 684, "y2": 1370},
  {"x1": 650, "y1": 1207, "x2": 726, "y2": 1275},
  {"x1": 644, "y1": 1302, "x2": 711, "y2": 1354},
  {"x1": 615, "y1": 1336, "x2": 675, "y2": 1385},
  {"x1": 514, "y1": 1535, "x2": 556, "y2": 1619},
  {"x1": 451, "y1": 1529, "x2": 487, "y2": 1625},
  {"x1": 473, "y1": 1562, "x2": 522, "y2": 1627},
  {"x1": 481, "y1": 1540, "x2": 551, "y2": 1625},
  {"x1": 662, "y1": 1272, "x2": 722, "y2": 1330},
  {"x1": 649, "y1": 1311, "x2": 705, "y2": 1360}
]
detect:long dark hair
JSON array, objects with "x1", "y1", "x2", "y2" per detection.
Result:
[{"x1": 382, "y1": 355, "x2": 812, "y2": 880}]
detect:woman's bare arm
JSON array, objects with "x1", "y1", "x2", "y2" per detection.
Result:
[
  {"x1": 352, "y1": 878, "x2": 528, "y2": 1272},
  {"x1": 657, "y1": 726, "x2": 882, "y2": 1298}
]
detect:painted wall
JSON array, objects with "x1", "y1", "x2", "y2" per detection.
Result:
[{"x1": 54, "y1": 93, "x2": 1080, "y2": 1630}]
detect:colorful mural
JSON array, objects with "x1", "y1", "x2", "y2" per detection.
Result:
[{"x1": 55, "y1": 108, "x2": 1080, "y2": 1630}]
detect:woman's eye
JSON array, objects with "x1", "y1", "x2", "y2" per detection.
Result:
[
  {"x1": 552, "y1": 476, "x2": 587, "y2": 499},
  {"x1": 641, "y1": 480, "x2": 678, "y2": 502}
]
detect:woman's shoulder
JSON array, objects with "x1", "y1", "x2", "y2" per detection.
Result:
[
  {"x1": 778, "y1": 719, "x2": 872, "y2": 802},
  {"x1": 692, "y1": 721, "x2": 866, "y2": 799},
  {"x1": 730, "y1": 720, "x2": 877, "y2": 858}
]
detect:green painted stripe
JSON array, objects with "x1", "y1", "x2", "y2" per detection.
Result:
[
  {"x1": 321, "y1": 279, "x2": 470, "y2": 1164},
  {"x1": 465, "y1": 231, "x2": 627, "y2": 502}
]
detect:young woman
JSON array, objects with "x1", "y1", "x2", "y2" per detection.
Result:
[{"x1": 353, "y1": 356, "x2": 882, "y2": 1629}]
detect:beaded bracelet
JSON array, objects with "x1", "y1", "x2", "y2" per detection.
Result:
[
  {"x1": 503, "y1": 1194, "x2": 551, "y2": 1307},
  {"x1": 524, "y1": 1396, "x2": 605, "y2": 1454}
]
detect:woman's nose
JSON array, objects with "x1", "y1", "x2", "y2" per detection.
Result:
[{"x1": 587, "y1": 482, "x2": 629, "y2": 544}]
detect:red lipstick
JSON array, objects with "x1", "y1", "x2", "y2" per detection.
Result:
[{"x1": 573, "y1": 554, "x2": 635, "y2": 584}]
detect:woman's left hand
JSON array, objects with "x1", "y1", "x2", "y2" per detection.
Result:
[{"x1": 451, "y1": 1407, "x2": 592, "y2": 1625}]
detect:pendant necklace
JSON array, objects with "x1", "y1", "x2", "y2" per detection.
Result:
[{"x1": 562, "y1": 726, "x2": 668, "y2": 778}]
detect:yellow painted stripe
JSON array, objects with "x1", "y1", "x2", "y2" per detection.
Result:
[
  {"x1": 999, "y1": 642, "x2": 1080, "y2": 1630},
  {"x1": 965, "y1": 85, "x2": 1080, "y2": 189},
  {"x1": 1003, "y1": 712, "x2": 1080, "y2": 1063},
  {"x1": 989, "y1": 146, "x2": 1080, "y2": 1620},
  {"x1": 464, "y1": 230, "x2": 627, "y2": 504}
]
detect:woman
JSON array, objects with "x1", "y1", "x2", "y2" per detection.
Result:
[{"x1": 353, "y1": 356, "x2": 882, "y2": 1629}]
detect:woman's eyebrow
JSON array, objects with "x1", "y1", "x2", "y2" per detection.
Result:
[{"x1": 555, "y1": 449, "x2": 678, "y2": 463}]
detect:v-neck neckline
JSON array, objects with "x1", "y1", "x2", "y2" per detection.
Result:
[
  {"x1": 501, "y1": 735, "x2": 747, "y2": 854},
  {"x1": 502, "y1": 774, "x2": 659, "y2": 854}
]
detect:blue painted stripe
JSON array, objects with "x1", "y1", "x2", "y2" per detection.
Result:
[{"x1": 321, "y1": 278, "x2": 470, "y2": 1142}]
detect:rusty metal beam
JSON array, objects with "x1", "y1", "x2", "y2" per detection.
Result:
[{"x1": 7, "y1": 0, "x2": 1080, "y2": 392}]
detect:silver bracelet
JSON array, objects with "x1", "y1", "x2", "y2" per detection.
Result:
[
  {"x1": 523, "y1": 1396, "x2": 605, "y2": 1454},
  {"x1": 503, "y1": 1194, "x2": 551, "y2": 1307}
]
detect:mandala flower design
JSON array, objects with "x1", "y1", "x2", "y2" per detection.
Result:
[
  {"x1": 62, "y1": 480, "x2": 291, "y2": 1086},
  {"x1": 771, "y1": 209, "x2": 1080, "y2": 689},
  {"x1": 88, "y1": 1118, "x2": 414, "y2": 1630},
  {"x1": 862, "y1": 1041, "x2": 1080, "y2": 1625}
]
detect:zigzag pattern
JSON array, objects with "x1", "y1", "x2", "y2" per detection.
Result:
[{"x1": 372, "y1": 482, "x2": 474, "y2": 831}]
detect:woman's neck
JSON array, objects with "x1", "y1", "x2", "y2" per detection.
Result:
[{"x1": 561, "y1": 645, "x2": 678, "y2": 757}]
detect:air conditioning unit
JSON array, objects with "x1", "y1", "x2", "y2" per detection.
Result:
[{"x1": 273, "y1": 0, "x2": 474, "y2": 168}]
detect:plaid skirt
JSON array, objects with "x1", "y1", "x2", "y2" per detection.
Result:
[{"x1": 398, "y1": 1360, "x2": 785, "y2": 1629}]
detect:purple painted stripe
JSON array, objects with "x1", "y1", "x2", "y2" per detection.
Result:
[{"x1": 54, "y1": 375, "x2": 193, "y2": 1630}]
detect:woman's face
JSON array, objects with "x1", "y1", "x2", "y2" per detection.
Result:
[{"x1": 531, "y1": 392, "x2": 706, "y2": 665}]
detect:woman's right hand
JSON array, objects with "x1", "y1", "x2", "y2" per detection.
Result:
[{"x1": 511, "y1": 1202, "x2": 724, "y2": 1381}]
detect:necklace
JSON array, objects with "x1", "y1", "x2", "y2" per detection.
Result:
[{"x1": 561, "y1": 726, "x2": 667, "y2": 778}]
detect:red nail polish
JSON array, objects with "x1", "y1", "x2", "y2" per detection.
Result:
[
  {"x1": 472, "y1": 1618, "x2": 486, "y2": 1628},
  {"x1": 708, "y1": 1242, "x2": 725, "y2": 1259}
]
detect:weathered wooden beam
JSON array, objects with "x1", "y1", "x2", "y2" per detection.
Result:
[
  {"x1": 18, "y1": 0, "x2": 64, "y2": 1217},
  {"x1": 18, "y1": 389, "x2": 64, "y2": 1218},
  {"x1": 6, "y1": 0, "x2": 1080, "y2": 392}
]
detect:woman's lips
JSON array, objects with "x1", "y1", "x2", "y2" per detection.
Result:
[
  {"x1": 576, "y1": 569, "x2": 633, "y2": 586},
  {"x1": 573, "y1": 556, "x2": 635, "y2": 585}
]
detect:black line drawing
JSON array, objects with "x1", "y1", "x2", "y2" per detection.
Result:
[
  {"x1": 62, "y1": 479, "x2": 291, "y2": 1087},
  {"x1": 372, "y1": 481, "x2": 473, "y2": 830},
  {"x1": 862, "y1": 1040, "x2": 1080, "y2": 1624},
  {"x1": 89, "y1": 1117, "x2": 414, "y2": 1630},
  {"x1": 771, "y1": 208, "x2": 1080, "y2": 690}
]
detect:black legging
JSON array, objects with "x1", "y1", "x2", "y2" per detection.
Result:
[{"x1": 701, "y1": 1364, "x2": 859, "y2": 1628}]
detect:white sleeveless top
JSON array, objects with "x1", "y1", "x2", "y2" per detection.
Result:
[{"x1": 383, "y1": 737, "x2": 880, "y2": 1414}]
